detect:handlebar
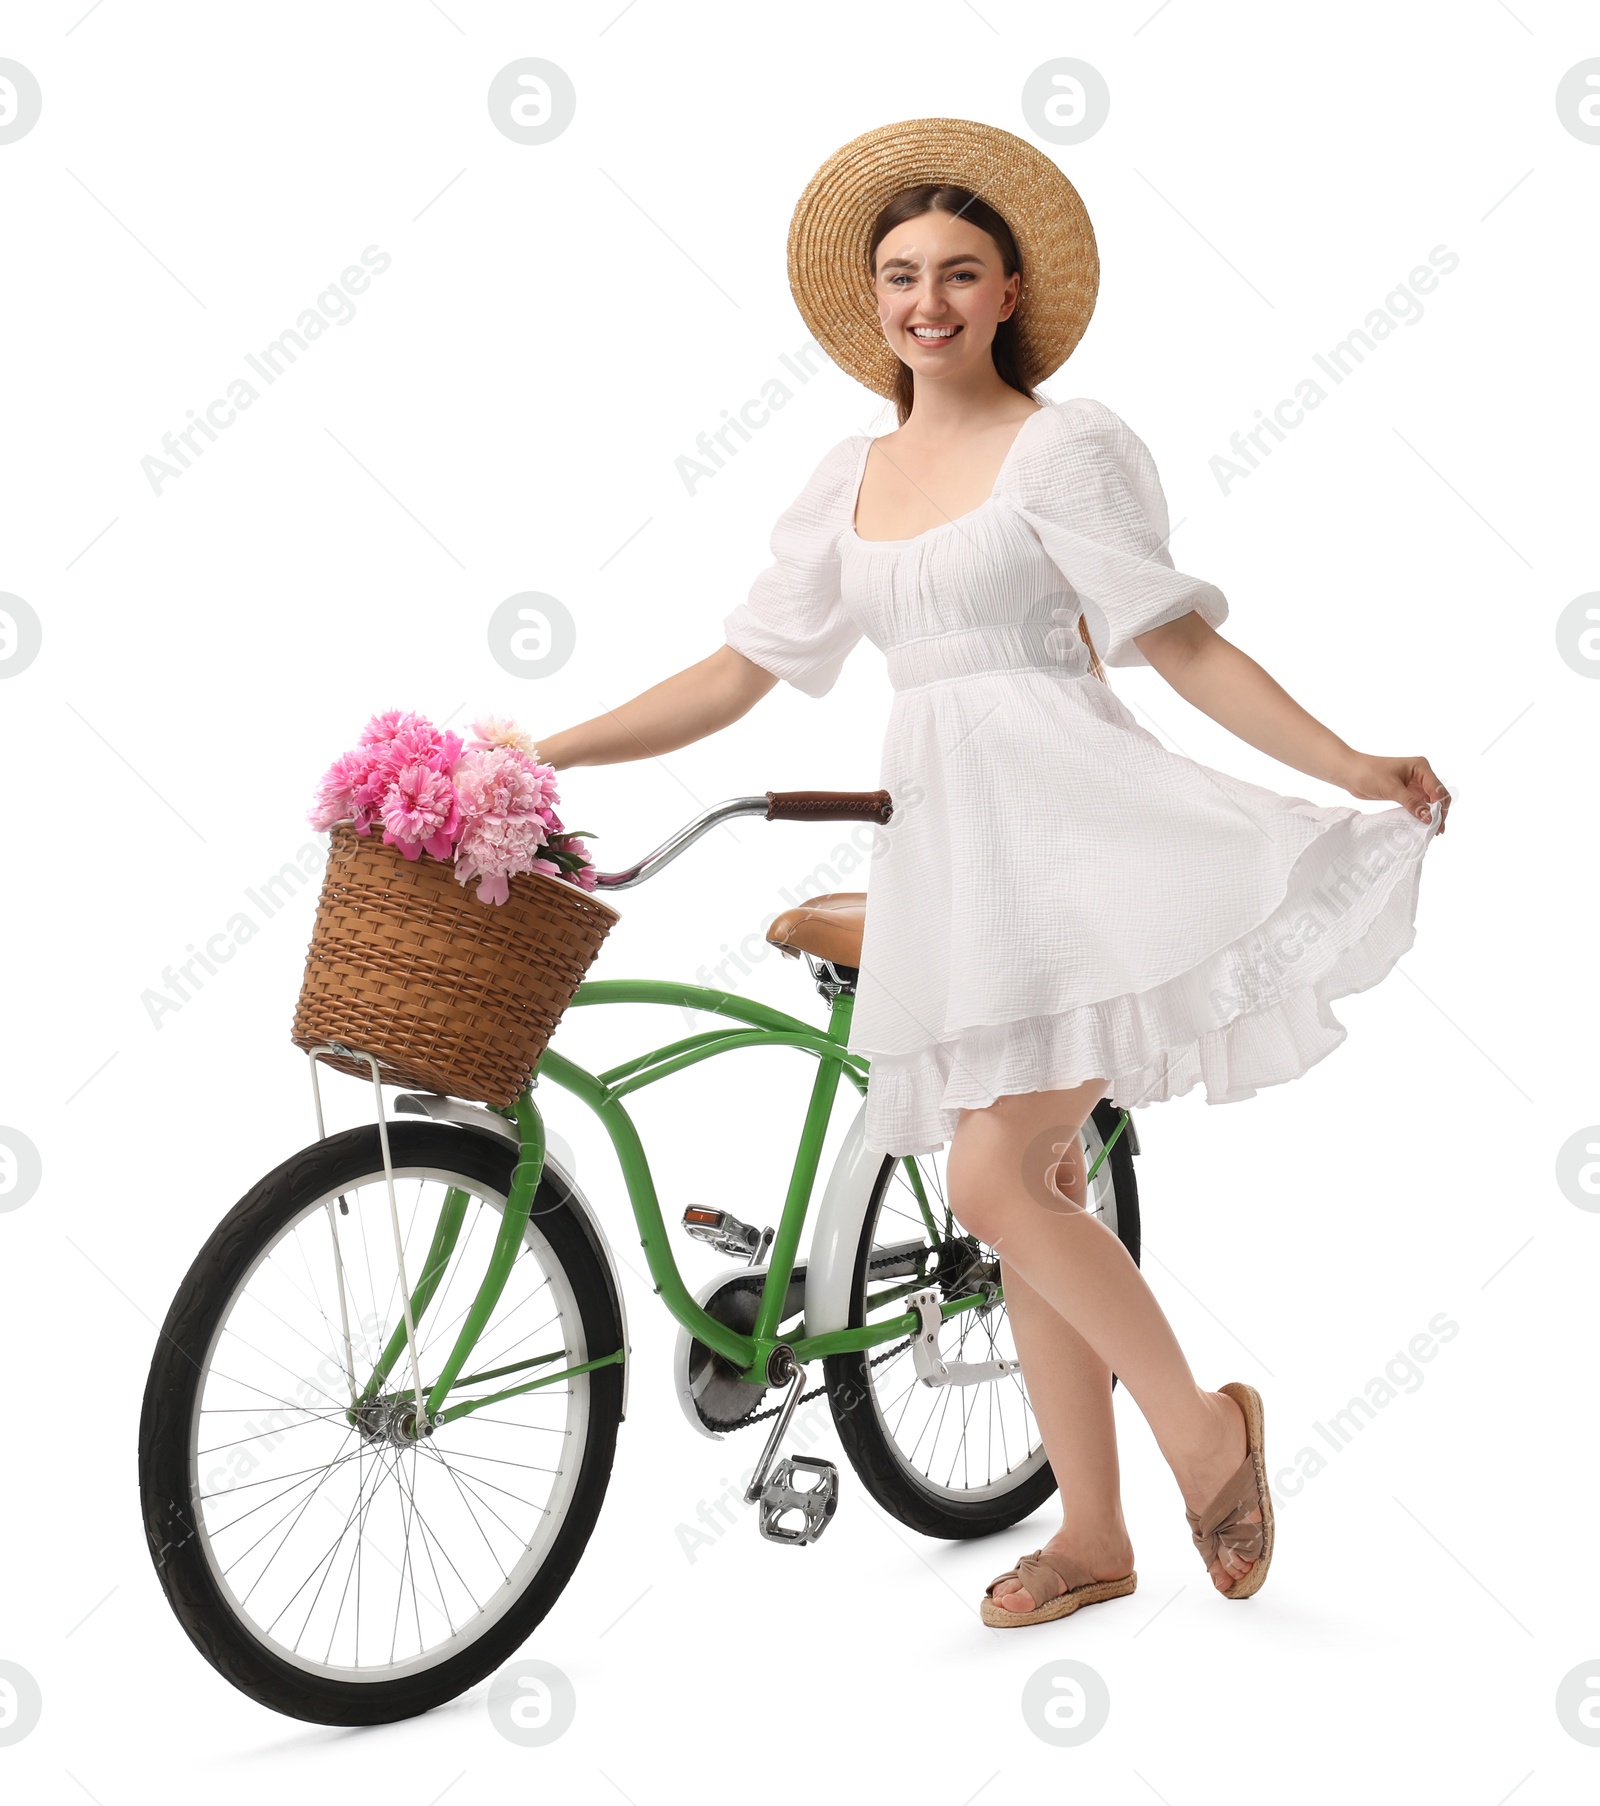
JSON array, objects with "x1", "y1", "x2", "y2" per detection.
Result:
[{"x1": 589, "y1": 789, "x2": 894, "y2": 891}]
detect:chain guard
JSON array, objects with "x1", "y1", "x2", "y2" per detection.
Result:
[{"x1": 684, "y1": 1267, "x2": 807, "y2": 1432}]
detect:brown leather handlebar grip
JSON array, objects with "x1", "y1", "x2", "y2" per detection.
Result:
[{"x1": 765, "y1": 789, "x2": 894, "y2": 824}]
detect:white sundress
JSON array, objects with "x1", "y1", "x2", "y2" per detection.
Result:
[{"x1": 722, "y1": 396, "x2": 1443, "y2": 1159}]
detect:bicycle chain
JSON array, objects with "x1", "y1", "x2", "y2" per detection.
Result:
[
  {"x1": 730, "y1": 1242, "x2": 969, "y2": 1428},
  {"x1": 734, "y1": 1331, "x2": 914, "y2": 1427}
]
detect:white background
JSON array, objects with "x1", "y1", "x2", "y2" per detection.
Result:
[{"x1": 1, "y1": 2, "x2": 1596, "y2": 1801}]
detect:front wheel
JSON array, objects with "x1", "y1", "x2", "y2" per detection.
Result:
[
  {"x1": 139, "y1": 1122, "x2": 625, "y2": 1725},
  {"x1": 824, "y1": 1099, "x2": 1139, "y2": 1539}
]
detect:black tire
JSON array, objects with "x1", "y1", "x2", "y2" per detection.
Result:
[
  {"x1": 139, "y1": 1122, "x2": 624, "y2": 1725},
  {"x1": 824, "y1": 1098, "x2": 1140, "y2": 1539},
  {"x1": 1091, "y1": 1097, "x2": 1140, "y2": 1269}
]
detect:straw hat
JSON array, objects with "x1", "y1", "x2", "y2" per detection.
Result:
[{"x1": 786, "y1": 117, "x2": 1099, "y2": 400}]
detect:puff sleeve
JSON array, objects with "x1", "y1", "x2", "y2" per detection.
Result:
[
  {"x1": 722, "y1": 437, "x2": 865, "y2": 698},
  {"x1": 1006, "y1": 398, "x2": 1228, "y2": 669}
]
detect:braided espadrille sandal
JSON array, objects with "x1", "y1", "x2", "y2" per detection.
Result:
[
  {"x1": 1186, "y1": 1381, "x2": 1274, "y2": 1601},
  {"x1": 979, "y1": 1546, "x2": 1137, "y2": 1628}
]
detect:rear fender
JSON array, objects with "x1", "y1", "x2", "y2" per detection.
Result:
[{"x1": 802, "y1": 1093, "x2": 885, "y2": 1339}]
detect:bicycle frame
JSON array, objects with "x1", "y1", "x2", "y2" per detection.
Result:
[{"x1": 346, "y1": 974, "x2": 1131, "y2": 1437}]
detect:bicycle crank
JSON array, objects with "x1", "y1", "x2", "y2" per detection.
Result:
[
  {"x1": 907, "y1": 1288, "x2": 1023, "y2": 1388},
  {"x1": 743, "y1": 1346, "x2": 839, "y2": 1546}
]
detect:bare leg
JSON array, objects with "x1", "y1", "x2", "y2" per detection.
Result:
[
  {"x1": 948, "y1": 1079, "x2": 1259, "y2": 1600},
  {"x1": 992, "y1": 1259, "x2": 1133, "y2": 1610}
]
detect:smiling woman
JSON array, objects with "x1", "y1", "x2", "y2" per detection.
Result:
[
  {"x1": 530, "y1": 115, "x2": 1453, "y2": 1633},
  {"x1": 867, "y1": 183, "x2": 1033, "y2": 428}
]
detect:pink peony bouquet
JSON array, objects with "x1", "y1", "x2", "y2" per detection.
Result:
[{"x1": 307, "y1": 710, "x2": 598, "y2": 905}]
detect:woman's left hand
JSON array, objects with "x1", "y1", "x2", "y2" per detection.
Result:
[{"x1": 1341, "y1": 753, "x2": 1451, "y2": 836}]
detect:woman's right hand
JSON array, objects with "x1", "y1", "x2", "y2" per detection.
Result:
[{"x1": 1340, "y1": 752, "x2": 1452, "y2": 835}]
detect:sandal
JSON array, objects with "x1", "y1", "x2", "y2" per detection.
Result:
[
  {"x1": 979, "y1": 1546, "x2": 1137, "y2": 1628},
  {"x1": 1186, "y1": 1381, "x2": 1274, "y2": 1600}
]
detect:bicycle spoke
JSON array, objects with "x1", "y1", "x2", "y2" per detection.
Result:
[
  {"x1": 281, "y1": 1445, "x2": 397, "y2": 1650},
  {"x1": 275, "y1": 1237, "x2": 348, "y2": 1365},
  {"x1": 432, "y1": 1473, "x2": 544, "y2": 1582},
  {"x1": 200, "y1": 1447, "x2": 369, "y2": 1510},
  {"x1": 392, "y1": 1455, "x2": 423, "y2": 1665},
  {"x1": 214, "y1": 1319, "x2": 349, "y2": 1415},
  {"x1": 425, "y1": 1444, "x2": 564, "y2": 1480},
  {"x1": 429, "y1": 1453, "x2": 515, "y2": 1586},
  {"x1": 222, "y1": 1435, "x2": 370, "y2": 1580},
  {"x1": 395, "y1": 1461, "x2": 461, "y2": 1645},
  {"x1": 195, "y1": 1405, "x2": 351, "y2": 1455},
  {"x1": 231, "y1": 1273, "x2": 363, "y2": 1393}
]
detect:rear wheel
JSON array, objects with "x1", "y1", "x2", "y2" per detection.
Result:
[
  {"x1": 139, "y1": 1122, "x2": 624, "y2": 1725},
  {"x1": 824, "y1": 1100, "x2": 1139, "y2": 1538}
]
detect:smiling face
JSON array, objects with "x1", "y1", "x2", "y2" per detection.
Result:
[{"x1": 870, "y1": 207, "x2": 1022, "y2": 385}]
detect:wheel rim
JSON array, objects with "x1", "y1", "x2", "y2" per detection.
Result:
[
  {"x1": 187, "y1": 1164, "x2": 591, "y2": 1684},
  {"x1": 857, "y1": 1114, "x2": 1120, "y2": 1504}
]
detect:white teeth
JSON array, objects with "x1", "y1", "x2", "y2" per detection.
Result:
[{"x1": 911, "y1": 326, "x2": 958, "y2": 339}]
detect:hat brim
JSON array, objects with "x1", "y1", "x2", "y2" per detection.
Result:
[{"x1": 787, "y1": 117, "x2": 1099, "y2": 401}]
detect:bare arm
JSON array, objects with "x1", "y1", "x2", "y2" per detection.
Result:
[
  {"x1": 535, "y1": 644, "x2": 779, "y2": 771},
  {"x1": 1133, "y1": 613, "x2": 1452, "y2": 834}
]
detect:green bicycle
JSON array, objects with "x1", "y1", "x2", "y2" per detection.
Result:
[{"x1": 139, "y1": 788, "x2": 1140, "y2": 1725}]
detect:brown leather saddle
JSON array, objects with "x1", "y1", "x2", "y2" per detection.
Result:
[{"x1": 765, "y1": 892, "x2": 865, "y2": 968}]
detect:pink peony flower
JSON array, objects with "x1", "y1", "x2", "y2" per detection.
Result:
[
  {"x1": 467, "y1": 713, "x2": 541, "y2": 757},
  {"x1": 308, "y1": 745, "x2": 384, "y2": 832},
  {"x1": 358, "y1": 708, "x2": 433, "y2": 748},
  {"x1": 380, "y1": 761, "x2": 462, "y2": 861},
  {"x1": 454, "y1": 812, "x2": 552, "y2": 904},
  {"x1": 453, "y1": 745, "x2": 555, "y2": 819},
  {"x1": 356, "y1": 710, "x2": 462, "y2": 778},
  {"x1": 383, "y1": 722, "x2": 462, "y2": 777}
]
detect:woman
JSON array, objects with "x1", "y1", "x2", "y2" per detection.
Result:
[{"x1": 533, "y1": 119, "x2": 1451, "y2": 1626}]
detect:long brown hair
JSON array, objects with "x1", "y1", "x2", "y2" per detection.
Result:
[{"x1": 866, "y1": 183, "x2": 1106, "y2": 684}]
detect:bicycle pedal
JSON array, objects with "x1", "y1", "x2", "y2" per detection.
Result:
[
  {"x1": 757, "y1": 1455, "x2": 839, "y2": 1545},
  {"x1": 681, "y1": 1204, "x2": 770, "y2": 1261},
  {"x1": 907, "y1": 1287, "x2": 1023, "y2": 1388}
]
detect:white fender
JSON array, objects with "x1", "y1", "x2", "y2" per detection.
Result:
[{"x1": 802, "y1": 1090, "x2": 889, "y2": 1337}]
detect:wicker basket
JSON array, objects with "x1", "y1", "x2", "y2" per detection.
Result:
[{"x1": 291, "y1": 822, "x2": 620, "y2": 1105}]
